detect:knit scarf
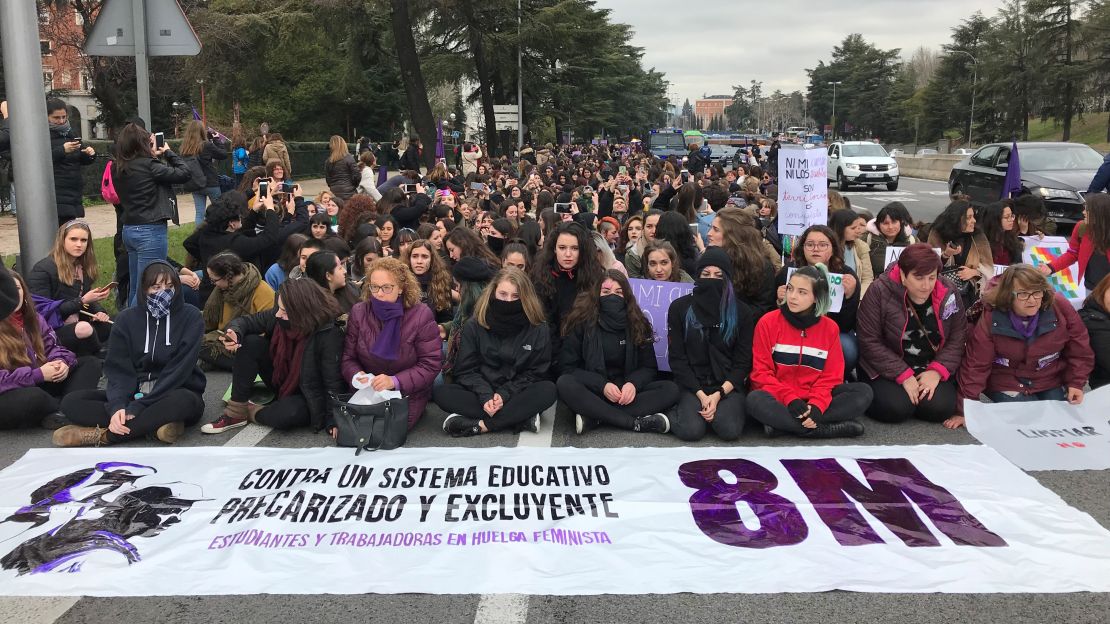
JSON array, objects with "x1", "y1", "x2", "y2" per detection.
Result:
[
  {"x1": 269, "y1": 322, "x2": 308, "y2": 398},
  {"x1": 1009, "y1": 310, "x2": 1040, "y2": 341},
  {"x1": 369, "y1": 298, "x2": 404, "y2": 360},
  {"x1": 780, "y1": 303, "x2": 821, "y2": 330},
  {"x1": 203, "y1": 264, "x2": 262, "y2": 330}
]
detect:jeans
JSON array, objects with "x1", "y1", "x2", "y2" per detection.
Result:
[
  {"x1": 987, "y1": 387, "x2": 1067, "y2": 403},
  {"x1": 123, "y1": 223, "x2": 168, "y2": 307},
  {"x1": 840, "y1": 331, "x2": 859, "y2": 378},
  {"x1": 192, "y1": 186, "x2": 222, "y2": 224}
]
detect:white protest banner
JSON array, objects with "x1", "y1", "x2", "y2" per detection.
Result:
[
  {"x1": 786, "y1": 267, "x2": 844, "y2": 313},
  {"x1": 628, "y1": 278, "x2": 693, "y2": 371},
  {"x1": 2, "y1": 445, "x2": 1110, "y2": 596},
  {"x1": 884, "y1": 245, "x2": 943, "y2": 272},
  {"x1": 965, "y1": 386, "x2": 1110, "y2": 471},
  {"x1": 777, "y1": 147, "x2": 829, "y2": 236}
]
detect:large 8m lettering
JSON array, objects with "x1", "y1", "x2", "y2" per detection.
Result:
[{"x1": 679, "y1": 458, "x2": 1006, "y2": 548}]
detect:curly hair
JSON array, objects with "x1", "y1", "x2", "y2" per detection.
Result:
[
  {"x1": 338, "y1": 194, "x2": 378, "y2": 243},
  {"x1": 403, "y1": 240, "x2": 453, "y2": 314},
  {"x1": 530, "y1": 221, "x2": 606, "y2": 301},
  {"x1": 363, "y1": 257, "x2": 421, "y2": 308},
  {"x1": 931, "y1": 200, "x2": 977, "y2": 244}
]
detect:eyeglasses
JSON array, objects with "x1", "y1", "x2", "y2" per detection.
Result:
[
  {"x1": 367, "y1": 284, "x2": 396, "y2": 294},
  {"x1": 804, "y1": 242, "x2": 832, "y2": 250},
  {"x1": 1013, "y1": 290, "x2": 1045, "y2": 301}
]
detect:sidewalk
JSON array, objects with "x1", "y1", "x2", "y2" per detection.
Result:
[{"x1": 0, "y1": 178, "x2": 333, "y2": 255}]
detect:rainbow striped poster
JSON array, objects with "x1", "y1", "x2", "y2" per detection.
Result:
[{"x1": 1022, "y1": 237, "x2": 1085, "y2": 306}]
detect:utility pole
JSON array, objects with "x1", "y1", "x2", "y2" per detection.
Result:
[
  {"x1": 827, "y1": 81, "x2": 842, "y2": 140},
  {"x1": 0, "y1": 0, "x2": 59, "y2": 269},
  {"x1": 516, "y1": 0, "x2": 524, "y2": 149}
]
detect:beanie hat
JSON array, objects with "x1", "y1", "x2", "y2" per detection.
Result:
[
  {"x1": 696, "y1": 246, "x2": 734, "y2": 282},
  {"x1": 0, "y1": 269, "x2": 21, "y2": 320},
  {"x1": 451, "y1": 257, "x2": 496, "y2": 283}
]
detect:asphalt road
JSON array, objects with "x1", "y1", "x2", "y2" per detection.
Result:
[
  {"x1": 836, "y1": 176, "x2": 954, "y2": 225},
  {"x1": 0, "y1": 363, "x2": 1108, "y2": 624}
]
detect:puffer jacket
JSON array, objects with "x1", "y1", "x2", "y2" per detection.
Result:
[
  {"x1": 114, "y1": 150, "x2": 192, "y2": 225},
  {"x1": 461, "y1": 147, "x2": 483, "y2": 177},
  {"x1": 452, "y1": 318, "x2": 551, "y2": 404},
  {"x1": 262, "y1": 140, "x2": 292, "y2": 177},
  {"x1": 50, "y1": 126, "x2": 95, "y2": 220},
  {"x1": 1079, "y1": 298, "x2": 1110, "y2": 389},
  {"x1": 863, "y1": 219, "x2": 916, "y2": 277},
  {"x1": 325, "y1": 154, "x2": 360, "y2": 199},
  {"x1": 960, "y1": 294, "x2": 1094, "y2": 399},
  {"x1": 857, "y1": 264, "x2": 967, "y2": 384}
]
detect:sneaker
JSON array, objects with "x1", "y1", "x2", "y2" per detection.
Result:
[
  {"x1": 40, "y1": 412, "x2": 69, "y2": 430},
  {"x1": 763, "y1": 424, "x2": 783, "y2": 438},
  {"x1": 522, "y1": 413, "x2": 541, "y2": 434},
  {"x1": 635, "y1": 413, "x2": 670, "y2": 434},
  {"x1": 574, "y1": 414, "x2": 599, "y2": 435},
  {"x1": 805, "y1": 420, "x2": 865, "y2": 439},
  {"x1": 53, "y1": 425, "x2": 107, "y2": 447},
  {"x1": 443, "y1": 413, "x2": 481, "y2": 437},
  {"x1": 155, "y1": 421, "x2": 185, "y2": 444},
  {"x1": 200, "y1": 415, "x2": 248, "y2": 434}
]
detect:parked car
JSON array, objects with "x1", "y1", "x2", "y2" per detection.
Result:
[
  {"x1": 826, "y1": 141, "x2": 900, "y2": 191},
  {"x1": 948, "y1": 141, "x2": 1105, "y2": 230},
  {"x1": 889, "y1": 148, "x2": 905, "y2": 157},
  {"x1": 916, "y1": 148, "x2": 939, "y2": 156},
  {"x1": 953, "y1": 148, "x2": 974, "y2": 155}
]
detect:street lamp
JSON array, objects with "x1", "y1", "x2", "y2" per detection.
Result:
[
  {"x1": 827, "y1": 81, "x2": 842, "y2": 140},
  {"x1": 196, "y1": 78, "x2": 206, "y2": 130},
  {"x1": 949, "y1": 50, "x2": 978, "y2": 149}
]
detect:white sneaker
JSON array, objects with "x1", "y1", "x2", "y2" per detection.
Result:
[{"x1": 523, "y1": 413, "x2": 541, "y2": 434}]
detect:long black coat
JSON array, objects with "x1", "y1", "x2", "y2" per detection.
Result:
[{"x1": 50, "y1": 126, "x2": 96, "y2": 220}]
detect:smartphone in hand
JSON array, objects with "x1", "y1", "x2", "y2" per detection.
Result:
[{"x1": 154, "y1": 132, "x2": 166, "y2": 149}]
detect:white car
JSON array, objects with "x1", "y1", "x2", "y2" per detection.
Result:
[
  {"x1": 890, "y1": 148, "x2": 905, "y2": 157},
  {"x1": 916, "y1": 148, "x2": 939, "y2": 156},
  {"x1": 827, "y1": 141, "x2": 900, "y2": 191},
  {"x1": 953, "y1": 148, "x2": 974, "y2": 155}
]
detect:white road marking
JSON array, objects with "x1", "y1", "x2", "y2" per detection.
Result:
[
  {"x1": 473, "y1": 593, "x2": 531, "y2": 624},
  {"x1": 472, "y1": 403, "x2": 557, "y2": 622},
  {"x1": 222, "y1": 423, "x2": 274, "y2": 447}
]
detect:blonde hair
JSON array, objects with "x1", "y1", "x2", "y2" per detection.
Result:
[
  {"x1": 51, "y1": 220, "x2": 98, "y2": 285},
  {"x1": 473, "y1": 267, "x2": 545, "y2": 329},
  {"x1": 364, "y1": 257, "x2": 421, "y2": 308},
  {"x1": 327, "y1": 135, "x2": 349, "y2": 164},
  {"x1": 178, "y1": 120, "x2": 206, "y2": 157}
]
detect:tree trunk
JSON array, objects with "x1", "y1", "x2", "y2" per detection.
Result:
[
  {"x1": 490, "y1": 67, "x2": 514, "y2": 157},
  {"x1": 459, "y1": 0, "x2": 499, "y2": 157},
  {"x1": 389, "y1": 0, "x2": 437, "y2": 170},
  {"x1": 1061, "y1": 0, "x2": 1073, "y2": 142}
]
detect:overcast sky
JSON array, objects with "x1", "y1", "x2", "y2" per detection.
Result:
[{"x1": 601, "y1": 0, "x2": 1009, "y2": 105}]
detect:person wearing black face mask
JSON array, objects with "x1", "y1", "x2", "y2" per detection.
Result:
[
  {"x1": 557, "y1": 270, "x2": 679, "y2": 434},
  {"x1": 55, "y1": 262, "x2": 203, "y2": 446},
  {"x1": 200, "y1": 278, "x2": 346, "y2": 435},
  {"x1": 666, "y1": 247, "x2": 756, "y2": 442},
  {"x1": 434, "y1": 268, "x2": 556, "y2": 437}
]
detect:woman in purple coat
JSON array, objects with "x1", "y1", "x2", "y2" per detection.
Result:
[{"x1": 341, "y1": 257, "x2": 442, "y2": 429}]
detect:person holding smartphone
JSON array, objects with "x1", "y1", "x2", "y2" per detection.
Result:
[
  {"x1": 28, "y1": 220, "x2": 113, "y2": 357},
  {"x1": 44, "y1": 98, "x2": 96, "y2": 226},
  {"x1": 112, "y1": 122, "x2": 192, "y2": 306}
]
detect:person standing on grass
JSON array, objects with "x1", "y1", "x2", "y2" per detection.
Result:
[{"x1": 111, "y1": 122, "x2": 192, "y2": 307}]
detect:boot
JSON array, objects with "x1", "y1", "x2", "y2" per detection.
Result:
[
  {"x1": 804, "y1": 420, "x2": 865, "y2": 439},
  {"x1": 155, "y1": 421, "x2": 185, "y2": 444},
  {"x1": 246, "y1": 402, "x2": 265, "y2": 424},
  {"x1": 53, "y1": 425, "x2": 108, "y2": 447}
]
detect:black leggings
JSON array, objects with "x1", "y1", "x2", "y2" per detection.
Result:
[
  {"x1": 556, "y1": 375, "x2": 679, "y2": 430},
  {"x1": 61, "y1": 387, "x2": 204, "y2": 444},
  {"x1": 0, "y1": 356, "x2": 102, "y2": 429},
  {"x1": 746, "y1": 383, "x2": 873, "y2": 435},
  {"x1": 669, "y1": 390, "x2": 747, "y2": 442},
  {"x1": 55, "y1": 321, "x2": 112, "y2": 357},
  {"x1": 229, "y1": 333, "x2": 310, "y2": 430},
  {"x1": 866, "y1": 377, "x2": 957, "y2": 423},
  {"x1": 432, "y1": 381, "x2": 556, "y2": 432}
]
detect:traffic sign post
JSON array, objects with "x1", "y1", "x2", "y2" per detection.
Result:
[{"x1": 85, "y1": 0, "x2": 201, "y2": 126}]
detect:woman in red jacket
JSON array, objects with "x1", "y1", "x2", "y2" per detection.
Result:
[
  {"x1": 956, "y1": 264, "x2": 1094, "y2": 427},
  {"x1": 341, "y1": 257, "x2": 442, "y2": 429},
  {"x1": 748, "y1": 264, "x2": 871, "y2": 438},
  {"x1": 1039, "y1": 194, "x2": 1110, "y2": 290},
  {"x1": 858, "y1": 243, "x2": 967, "y2": 426}
]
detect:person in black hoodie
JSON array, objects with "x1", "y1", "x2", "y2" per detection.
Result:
[
  {"x1": 557, "y1": 270, "x2": 679, "y2": 434},
  {"x1": 667, "y1": 247, "x2": 756, "y2": 442},
  {"x1": 434, "y1": 267, "x2": 556, "y2": 436},
  {"x1": 55, "y1": 262, "x2": 205, "y2": 446},
  {"x1": 201, "y1": 278, "x2": 345, "y2": 434}
]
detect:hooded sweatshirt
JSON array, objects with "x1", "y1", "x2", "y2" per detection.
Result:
[{"x1": 104, "y1": 261, "x2": 206, "y2": 417}]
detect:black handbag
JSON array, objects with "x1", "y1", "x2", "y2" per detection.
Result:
[{"x1": 329, "y1": 392, "x2": 409, "y2": 454}]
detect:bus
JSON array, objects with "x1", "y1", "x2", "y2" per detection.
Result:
[{"x1": 648, "y1": 129, "x2": 688, "y2": 158}]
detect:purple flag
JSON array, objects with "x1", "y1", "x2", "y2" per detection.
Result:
[
  {"x1": 1001, "y1": 140, "x2": 1022, "y2": 199},
  {"x1": 435, "y1": 120, "x2": 445, "y2": 160},
  {"x1": 377, "y1": 163, "x2": 388, "y2": 186},
  {"x1": 192, "y1": 107, "x2": 201, "y2": 121}
]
